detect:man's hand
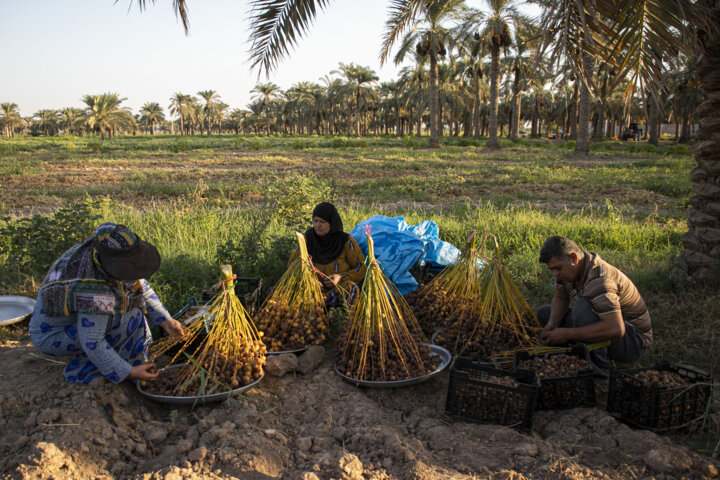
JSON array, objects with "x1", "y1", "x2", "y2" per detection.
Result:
[
  {"x1": 540, "y1": 327, "x2": 571, "y2": 345},
  {"x1": 160, "y1": 318, "x2": 184, "y2": 337},
  {"x1": 128, "y1": 363, "x2": 159, "y2": 381}
]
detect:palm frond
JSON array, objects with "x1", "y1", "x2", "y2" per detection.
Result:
[
  {"x1": 129, "y1": 0, "x2": 189, "y2": 33},
  {"x1": 247, "y1": 0, "x2": 333, "y2": 76},
  {"x1": 380, "y1": 0, "x2": 432, "y2": 65}
]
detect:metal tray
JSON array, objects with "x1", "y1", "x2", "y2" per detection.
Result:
[
  {"x1": 136, "y1": 364, "x2": 263, "y2": 405},
  {"x1": 334, "y1": 344, "x2": 452, "y2": 388},
  {"x1": 266, "y1": 346, "x2": 309, "y2": 356},
  {"x1": 0, "y1": 296, "x2": 36, "y2": 326}
]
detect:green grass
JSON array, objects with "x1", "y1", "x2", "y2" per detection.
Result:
[{"x1": 1, "y1": 134, "x2": 717, "y2": 378}]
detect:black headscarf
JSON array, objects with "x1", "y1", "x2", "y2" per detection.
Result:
[{"x1": 304, "y1": 202, "x2": 349, "y2": 265}]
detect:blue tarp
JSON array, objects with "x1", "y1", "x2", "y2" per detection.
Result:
[{"x1": 349, "y1": 216, "x2": 461, "y2": 295}]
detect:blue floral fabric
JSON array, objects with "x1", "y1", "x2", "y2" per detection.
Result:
[{"x1": 30, "y1": 280, "x2": 172, "y2": 383}]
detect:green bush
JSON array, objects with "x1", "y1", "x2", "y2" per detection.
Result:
[
  {"x1": 662, "y1": 144, "x2": 690, "y2": 156},
  {"x1": 0, "y1": 198, "x2": 110, "y2": 278},
  {"x1": 263, "y1": 172, "x2": 336, "y2": 230},
  {"x1": 401, "y1": 135, "x2": 426, "y2": 149}
]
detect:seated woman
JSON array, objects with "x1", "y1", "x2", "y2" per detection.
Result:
[
  {"x1": 289, "y1": 202, "x2": 367, "y2": 306},
  {"x1": 29, "y1": 223, "x2": 184, "y2": 384}
]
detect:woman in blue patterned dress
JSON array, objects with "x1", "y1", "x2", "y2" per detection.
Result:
[{"x1": 29, "y1": 223, "x2": 184, "y2": 384}]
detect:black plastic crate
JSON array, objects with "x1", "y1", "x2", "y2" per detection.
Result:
[
  {"x1": 201, "y1": 277, "x2": 263, "y2": 314},
  {"x1": 607, "y1": 362, "x2": 712, "y2": 432},
  {"x1": 445, "y1": 357, "x2": 539, "y2": 431},
  {"x1": 513, "y1": 344, "x2": 596, "y2": 410}
]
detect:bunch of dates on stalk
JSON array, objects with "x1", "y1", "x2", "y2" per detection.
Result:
[
  {"x1": 144, "y1": 343, "x2": 266, "y2": 396},
  {"x1": 336, "y1": 329, "x2": 440, "y2": 382},
  {"x1": 255, "y1": 299, "x2": 328, "y2": 351}
]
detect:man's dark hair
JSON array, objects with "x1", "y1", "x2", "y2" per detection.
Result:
[{"x1": 539, "y1": 236, "x2": 583, "y2": 263}]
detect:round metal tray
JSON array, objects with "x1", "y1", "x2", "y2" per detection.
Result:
[
  {"x1": 266, "y1": 346, "x2": 309, "y2": 356},
  {"x1": 334, "y1": 344, "x2": 452, "y2": 388},
  {"x1": 136, "y1": 364, "x2": 263, "y2": 405},
  {"x1": 0, "y1": 296, "x2": 36, "y2": 326}
]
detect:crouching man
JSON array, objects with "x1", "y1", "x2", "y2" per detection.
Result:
[{"x1": 537, "y1": 236, "x2": 652, "y2": 373}]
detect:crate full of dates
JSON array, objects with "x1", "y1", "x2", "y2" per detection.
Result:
[
  {"x1": 607, "y1": 361, "x2": 711, "y2": 432},
  {"x1": 445, "y1": 357, "x2": 540, "y2": 431},
  {"x1": 513, "y1": 344, "x2": 596, "y2": 410}
]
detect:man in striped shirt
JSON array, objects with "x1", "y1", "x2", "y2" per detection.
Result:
[{"x1": 537, "y1": 236, "x2": 652, "y2": 373}]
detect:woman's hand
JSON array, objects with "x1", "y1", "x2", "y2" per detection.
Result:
[
  {"x1": 160, "y1": 318, "x2": 184, "y2": 337},
  {"x1": 322, "y1": 274, "x2": 342, "y2": 289},
  {"x1": 128, "y1": 363, "x2": 159, "y2": 381}
]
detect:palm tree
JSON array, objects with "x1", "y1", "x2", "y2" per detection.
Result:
[
  {"x1": 82, "y1": 93, "x2": 135, "y2": 139},
  {"x1": 169, "y1": 93, "x2": 195, "y2": 135},
  {"x1": 59, "y1": 108, "x2": 85, "y2": 136},
  {"x1": 321, "y1": 75, "x2": 345, "y2": 135},
  {"x1": 251, "y1": 83, "x2": 282, "y2": 136},
  {"x1": 139, "y1": 102, "x2": 165, "y2": 134},
  {"x1": 197, "y1": 90, "x2": 221, "y2": 135},
  {"x1": 335, "y1": 63, "x2": 379, "y2": 137},
  {"x1": 34, "y1": 110, "x2": 60, "y2": 136},
  {"x1": 476, "y1": 0, "x2": 523, "y2": 148},
  {"x1": 385, "y1": 0, "x2": 466, "y2": 147},
  {"x1": 1, "y1": 102, "x2": 23, "y2": 137}
]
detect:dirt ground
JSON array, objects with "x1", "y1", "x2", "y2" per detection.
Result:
[{"x1": 1, "y1": 321, "x2": 718, "y2": 480}]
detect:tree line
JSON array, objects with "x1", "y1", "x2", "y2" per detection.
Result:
[{"x1": 0, "y1": 1, "x2": 705, "y2": 147}]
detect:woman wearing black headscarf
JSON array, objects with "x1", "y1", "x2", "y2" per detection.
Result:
[{"x1": 289, "y1": 202, "x2": 366, "y2": 305}]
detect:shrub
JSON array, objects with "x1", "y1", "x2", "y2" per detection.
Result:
[
  {"x1": 0, "y1": 198, "x2": 110, "y2": 278},
  {"x1": 263, "y1": 173, "x2": 336, "y2": 230}
]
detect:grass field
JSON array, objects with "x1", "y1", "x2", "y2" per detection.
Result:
[{"x1": 1, "y1": 134, "x2": 717, "y2": 375}]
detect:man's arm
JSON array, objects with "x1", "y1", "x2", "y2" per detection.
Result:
[
  {"x1": 545, "y1": 292, "x2": 570, "y2": 330},
  {"x1": 541, "y1": 310, "x2": 625, "y2": 345}
]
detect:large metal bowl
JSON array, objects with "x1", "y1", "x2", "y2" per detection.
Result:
[
  {"x1": 266, "y1": 346, "x2": 309, "y2": 356},
  {"x1": 334, "y1": 344, "x2": 452, "y2": 388},
  {"x1": 136, "y1": 364, "x2": 263, "y2": 405},
  {"x1": 0, "y1": 296, "x2": 36, "y2": 326}
]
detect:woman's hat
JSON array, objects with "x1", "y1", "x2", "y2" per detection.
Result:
[{"x1": 93, "y1": 223, "x2": 161, "y2": 280}]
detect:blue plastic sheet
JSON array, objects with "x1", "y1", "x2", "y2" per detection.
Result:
[{"x1": 349, "y1": 216, "x2": 461, "y2": 295}]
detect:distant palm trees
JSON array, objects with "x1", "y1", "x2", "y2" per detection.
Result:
[
  {"x1": 197, "y1": 90, "x2": 221, "y2": 135},
  {"x1": 336, "y1": 63, "x2": 379, "y2": 137},
  {"x1": 251, "y1": 83, "x2": 283, "y2": 136},
  {"x1": 1, "y1": 102, "x2": 24, "y2": 137},
  {"x1": 169, "y1": 93, "x2": 196, "y2": 135},
  {"x1": 82, "y1": 93, "x2": 135, "y2": 139},
  {"x1": 139, "y1": 102, "x2": 165, "y2": 135}
]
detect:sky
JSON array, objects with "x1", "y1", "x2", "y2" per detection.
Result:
[{"x1": 1, "y1": 0, "x2": 539, "y2": 118}]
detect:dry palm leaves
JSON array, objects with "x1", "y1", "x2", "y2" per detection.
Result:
[
  {"x1": 336, "y1": 227, "x2": 441, "y2": 382},
  {"x1": 254, "y1": 233, "x2": 329, "y2": 352},
  {"x1": 148, "y1": 265, "x2": 266, "y2": 396},
  {"x1": 433, "y1": 233, "x2": 541, "y2": 363}
]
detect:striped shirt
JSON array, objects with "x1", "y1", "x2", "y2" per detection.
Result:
[{"x1": 556, "y1": 252, "x2": 653, "y2": 348}]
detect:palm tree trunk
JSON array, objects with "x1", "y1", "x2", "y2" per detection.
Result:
[
  {"x1": 473, "y1": 75, "x2": 481, "y2": 138},
  {"x1": 677, "y1": 0, "x2": 720, "y2": 282},
  {"x1": 510, "y1": 68, "x2": 521, "y2": 139},
  {"x1": 487, "y1": 45, "x2": 501, "y2": 149},
  {"x1": 574, "y1": 54, "x2": 593, "y2": 155},
  {"x1": 429, "y1": 53, "x2": 440, "y2": 147},
  {"x1": 648, "y1": 94, "x2": 660, "y2": 145},
  {"x1": 355, "y1": 90, "x2": 361, "y2": 137},
  {"x1": 395, "y1": 101, "x2": 401, "y2": 137}
]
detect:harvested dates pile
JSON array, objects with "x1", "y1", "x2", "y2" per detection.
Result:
[
  {"x1": 143, "y1": 343, "x2": 265, "y2": 396},
  {"x1": 633, "y1": 369, "x2": 689, "y2": 388},
  {"x1": 517, "y1": 354, "x2": 589, "y2": 378},
  {"x1": 335, "y1": 330, "x2": 441, "y2": 381},
  {"x1": 255, "y1": 300, "x2": 328, "y2": 352}
]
